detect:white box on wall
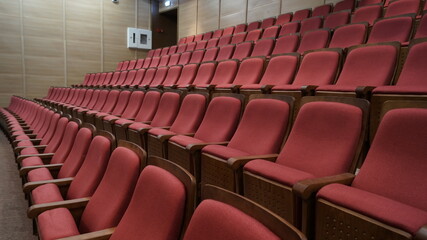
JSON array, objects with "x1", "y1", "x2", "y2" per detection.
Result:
[{"x1": 127, "y1": 27, "x2": 152, "y2": 49}]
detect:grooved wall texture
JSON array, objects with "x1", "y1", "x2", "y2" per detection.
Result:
[{"x1": 0, "y1": 0, "x2": 150, "y2": 107}]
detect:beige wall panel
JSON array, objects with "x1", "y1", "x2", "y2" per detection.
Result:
[
  {"x1": 0, "y1": 94, "x2": 22, "y2": 107},
  {"x1": 0, "y1": 35, "x2": 22, "y2": 55},
  {"x1": 23, "y1": 17, "x2": 63, "y2": 39},
  {"x1": 25, "y1": 75, "x2": 64, "y2": 99},
  {"x1": 0, "y1": 74, "x2": 24, "y2": 93},
  {"x1": 67, "y1": 21, "x2": 101, "y2": 43},
  {"x1": 197, "y1": 0, "x2": 219, "y2": 33},
  {"x1": 25, "y1": 56, "x2": 64, "y2": 77},
  {"x1": 103, "y1": 44, "x2": 136, "y2": 71},
  {"x1": 0, "y1": 15, "x2": 21, "y2": 36},
  {"x1": 66, "y1": 0, "x2": 101, "y2": 22},
  {"x1": 281, "y1": 0, "x2": 324, "y2": 13},
  {"x1": 220, "y1": 0, "x2": 246, "y2": 28},
  {"x1": 0, "y1": 1, "x2": 21, "y2": 17},
  {"x1": 24, "y1": 37, "x2": 64, "y2": 58},
  {"x1": 248, "y1": 0, "x2": 279, "y2": 9},
  {"x1": 138, "y1": 0, "x2": 151, "y2": 29},
  {"x1": 0, "y1": 54, "x2": 23, "y2": 74},
  {"x1": 247, "y1": 1, "x2": 281, "y2": 22},
  {"x1": 23, "y1": 0, "x2": 63, "y2": 20},
  {"x1": 67, "y1": 41, "x2": 101, "y2": 62},
  {"x1": 325, "y1": 0, "x2": 342, "y2": 4},
  {"x1": 67, "y1": 60, "x2": 100, "y2": 86},
  {"x1": 103, "y1": 24, "x2": 129, "y2": 46},
  {"x1": 178, "y1": 0, "x2": 197, "y2": 39}
]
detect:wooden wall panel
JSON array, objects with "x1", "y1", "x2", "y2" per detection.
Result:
[
  {"x1": 220, "y1": 0, "x2": 247, "y2": 28},
  {"x1": 197, "y1": 0, "x2": 219, "y2": 33},
  {"x1": 247, "y1": 0, "x2": 281, "y2": 22},
  {"x1": 281, "y1": 0, "x2": 325, "y2": 13},
  {"x1": 178, "y1": 0, "x2": 197, "y2": 39}
]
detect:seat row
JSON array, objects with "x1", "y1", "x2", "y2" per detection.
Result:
[
  {"x1": 0, "y1": 101, "x2": 307, "y2": 240},
  {"x1": 3, "y1": 92, "x2": 427, "y2": 240},
  {"x1": 174, "y1": 0, "x2": 426, "y2": 46}
]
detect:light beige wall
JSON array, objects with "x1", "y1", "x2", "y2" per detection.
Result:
[
  {"x1": 0, "y1": 0, "x2": 150, "y2": 106},
  {"x1": 178, "y1": 0, "x2": 339, "y2": 39}
]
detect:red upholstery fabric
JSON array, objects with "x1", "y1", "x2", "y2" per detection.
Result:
[
  {"x1": 329, "y1": 23, "x2": 367, "y2": 48},
  {"x1": 359, "y1": 0, "x2": 382, "y2": 6},
  {"x1": 162, "y1": 66, "x2": 182, "y2": 87},
  {"x1": 262, "y1": 26, "x2": 280, "y2": 39},
  {"x1": 218, "y1": 35, "x2": 232, "y2": 46},
  {"x1": 247, "y1": 21, "x2": 261, "y2": 32},
  {"x1": 195, "y1": 40, "x2": 207, "y2": 50},
  {"x1": 110, "y1": 166, "x2": 186, "y2": 240},
  {"x1": 31, "y1": 183, "x2": 64, "y2": 204},
  {"x1": 235, "y1": 24, "x2": 247, "y2": 33},
  {"x1": 202, "y1": 47, "x2": 219, "y2": 62},
  {"x1": 217, "y1": 57, "x2": 264, "y2": 88},
  {"x1": 27, "y1": 167, "x2": 54, "y2": 182},
  {"x1": 241, "y1": 54, "x2": 298, "y2": 89},
  {"x1": 232, "y1": 42, "x2": 253, "y2": 61},
  {"x1": 176, "y1": 64, "x2": 198, "y2": 87},
  {"x1": 293, "y1": 9, "x2": 311, "y2": 21},
  {"x1": 261, "y1": 17, "x2": 276, "y2": 29},
  {"x1": 206, "y1": 38, "x2": 218, "y2": 48},
  {"x1": 149, "y1": 67, "x2": 169, "y2": 87},
  {"x1": 300, "y1": 16, "x2": 323, "y2": 34},
  {"x1": 324, "y1": 10, "x2": 350, "y2": 29},
  {"x1": 368, "y1": 16, "x2": 413, "y2": 44},
  {"x1": 139, "y1": 68, "x2": 156, "y2": 86},
  {"x1": 333, "y1": 0, "x2": 355, "y2": 12},
  {"x1": 385, "y1": 0, "x2": 420, "y2": 17},
  {"x1": 186, "y1": 42, "x2": 196, "y2": 52},
  {"x1": 352, "y1": 4, "x2": 382, "y2": 25},
  {"x1": 251, "y1": 38, "x2": 275, "y2": 57},
  {"x1": 231, "y1": 32, "x2": 247, "y2": 44},
  {"x1": 216, "y1": 44, "x2": 235, "y2": 61},
  {"x1": 223, "y1": 26, "x2": 235, "y2": 36},
  {"x1": 209, "y1": 60, "x2": 239, "y2": 86},
  {"x1": 245, "y1": 29, "x2": 263, "y2": 42},
  {"x1": 318, "y1": 183, "x2": 427, "y2": 235},
  {"x1": 66, "y1": 135, "x2": 111, "y2": 199},
  {"x1": 276, "y1": 13, "x2": 293, "y2": 25},
  {"x1": 160, "y1": 47, "x2": 170, "y2": 56},
  {"x1": 279, "y1": 22, "x2": 300, "y2": 36},
  {"x1": 48, "y1": 121, "x2": 79, "y2": 165},
  {"x1": 131, "y1": 69, "x2": 145, "y2": 86},
  {"x1": 20, "y1": 156, "x2": 44, "y2": 167},
  {"x1": 244, "y1": 160, "x2": 315, "y2": 186},
  {"x1": 313, "y1": 4, "x2": 332, "y2": 17},
  {"x1": 273, "y1": 50, "x2": 340, "y2": 90},
  {"x1": 297, "y1": 29, "x2": 330, "y2": 53},
  {"x1": 169, "y1": 135, "x2": 205, "y2": 147},
  {"x1": 158, "y1": 55, "x2": 170, "y2": 67},
  {"x1": 203, "y1": 99, "x2": 290, "y2": 158},
  {"x1": 317, "y1": 43, "x2": 397, "y2": 91},
  {"x1": 131, "y1": 91, "x2": 161, "y2": 122},
  {"x1": 188, "y1": 50, "x2": 204, "y2": 64},
  {"x1": 212, "y1": 29, "x2": 222, "y2": 38},
  {"x1": 178, "y1": 51, "x2": 192, "y2": 65},
  {"x1": 167, "y1": 94, "x2": 206, "y2": 134},
  {"x1": 276, "y1": 102, "x2": 363, "y2": 177},
  {"x1": 78, "y1": 147, "x2": 140, "y2": 233},
  {"x1": 38, "y1": 208, "x2": 80, "y2": 240},
  {"x1": 272, "y1": 34, "x2": 299, "y2": 54},
  {"x1": 415, "y1": 14, "x2": 427, "y2": 39},
  {"x1": 149, "y1": 56, "x2": 161, "y2": 68},
  {"x1": 183, "y1": 199, "x2": 280, "y2": 240}
]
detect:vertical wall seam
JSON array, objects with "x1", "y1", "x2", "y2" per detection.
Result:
[
  {"x1": 280, "y1": 0, "x2": 283, "y2": 14},
  {"x1": 245, "y1": 0, "x2": 248, "y2": 23},
  {"x1": 135, "y1": 0, "x2": 138, "y2": 59},
  {"x1": 196, "y1": 0, "x2": 199, "y2": 34},
  {"x1": 20, "y1": 0, "x2": 26, "y2": 97},
  {"x1": 63, "y1": 0, "x2": 67, "y2": 86},
  {"x1": 218, "y1": 0, "x2": 221, "y2": 30},
  {"x1": 101, "y1": 0, "x2": 104, "y2": 72}
]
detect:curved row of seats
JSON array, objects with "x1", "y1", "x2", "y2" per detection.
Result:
[{"x1": 0, "y1": 98, "x2": 307, "y2": 240}]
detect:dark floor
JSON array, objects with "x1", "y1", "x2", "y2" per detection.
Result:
[{"x1": 0, "y1": 132, "x2": 38, "y2": 239}]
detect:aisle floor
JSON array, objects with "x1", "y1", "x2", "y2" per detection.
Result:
[{"x1": 0, "y1": 131, "x2": 37, "y2": 239}]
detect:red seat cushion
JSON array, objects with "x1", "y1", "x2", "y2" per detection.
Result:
[
  {"x1": 20, "y1": 147, "x2": 40, "y2": 155},
  {"x1": 128, "y1": 122, "x2": 151, "y2": 131},
  {"x1": 318, "y1": 183, "x2": 427, "y2": 235},
  {"x1": 21, "y1": 156, "x2": 44, "y2": 167},
  {"x1": 27, "y1": 167, "x2": 54, "y2": 182},
  {"x1": 373, "y1": 86, "x2": 427, "y2": 95},
  {"x1": 15, "y1": 135, "x2": 31, "y2": 142},
  {"x1": 31, "y1": 183, "x2": 64, "y2": 204},
  {"x1": 38, "y1": 208, "x2": 80, "y2": 240},
  {"x1": 148, "y1": 128, "x2": 176, "y2": 137},
  {"x1": 244, "y1": 159, "x2": 315, "y2": 186},
  {"x1": 169, "y1": 135, "x2": 205, "y2": 147},
  {"x1": 202, "y1": 145, "x2": 251, "y2": 160},
  {"x1": 115, "y1": 118, "x2": 134, "y2": 126},
  {"x1": 103, "y1": 115, "x2": 120, "y2": 121}
]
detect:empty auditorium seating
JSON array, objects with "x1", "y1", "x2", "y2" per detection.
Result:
[
  {"x1": 247, "y1": 21, "x2": 261, "y2": 32},
  {"x1": 385, "y1": 0, "x2": 420, "y2": 17},
  {"x1": 272, "y1": 34, "x2": 300, "y2": 54},
  {"x1": 185, "y1": 61, "x2": 217, "y2": 89},
  {"x1": 200, "y1": 59, "x2": 239, "y2": 90},
  {"x1": 324, "y1": 10, "x2": 351, "y2": 28},
  {"x1": 223, "y1": 26, "x2": 235, "y2": 36},
  {"x1": 261, "y1": 17, "x2": 276, "y2": 29},
  {"x1": 245, "y1": 29, "x2": 263, "y2": 42},
  {"x1": 300, "y1": 16, "x2": 323, "y2": 34},
  {"x1": 316, "y1": 106, "x2": 427, "y2": 240},
  {"x1": 261, "y1": 25, "x2": 280, "y2": 38},
  {"x1": 217, "y1": 35, "x2": 232, "y2": 46},
  {"x1": 251, "y1": 38, "x2": 275, "y2": 57},
  {"x1": 415, "y1": 14, "x2": 427, "y2": 39},
  {"x1": 313, "y1": 4, "x2": 332, "y2": 17},
  {"x1": 297, "y1": 29, "x2": 331, "y2": 53},
  {"x1": 358, "y1": 0, "x2": 383, "y2": 7},
  {"x1": 231, "y1": 42, "x2": 253, "y2": 60},
  {"x1": 200, "y1": 95, "x2": 293, "y2": 192},
  {"x1": 352, "y1": 4, "x2": 383, "y2": 25},
  {"x1": 333, "y1": 0, "x2": 355, "y2": 12},
  {"x1": 367, "y1": 15, "x2": 414, "y2": 44},
  {"x1": 243, "y1": 97, "x2": 368, "y2": 232},
  {"x1": 276, "y1": 12, "x2": 293, "y2": 25},
  {"x1": 279, "y1": 21, "x2": 300, "y2": 36},
  {"x1": 172, "y1": 63, "x2": 199, "y2": 89},
  {"x1": 234, "y1": 23, "x2": 247, "y2": 33},
  {"x1": 293, "y1": 9, "x2": 311, "y2": 21},
  {"x1": 93, "y1": 90, "x2": 131, "y2": 129},
  {"x1": 329, "y1": 23, "x2": 368, "y2": 48},
  {"x1": 202, "y1": 47, "x2": 219, "y2": 62}
]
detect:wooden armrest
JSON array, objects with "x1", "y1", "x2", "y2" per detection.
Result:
[
  {"x1": 230, "y1": 84, "x2": 242, "y2": 92},
  {"x1": 115, "y1": 122, "x2": 133, "y2": 128},
  {"x1": 15, "y1": 144, "x2": 47, "y2": 154},
  {"x1": 185, "y1": 84, "x2": 195, "y2": 91},
  {"x1": 186, "y1": 141, "x2": 229, "y2": 152},
  {"x1": 23, "y1": 177, "x2": 74, "y2": 193},
  {"x1": 301, "y1": 85, "x2": 318, "y2": 96},
  {"x1": 20, "y1": 163, "x2": 63, "y2": 177},
  {"x1": 157, "y1": 132, "x2": 194, "y2": 142},
  {"x1": 261, "y1": 85, "x2": 274, "y2": 94},
  {"x1": 293, "y1": 173, "x2": 355, "y2": 200},
  {"x1": 206, "y1": 84, "x2": 217, "y2": 91},
  {"x1": 415, "y1": 225, "x2": 427, "y2": 240},
  {"x1": 227, "y1": 154, "x2": 279, "y2": 170},
  {"x1": 57, "y1": 228, "x2": 116, "y2": 240},
  {"x1": 355, "y1": 86, "x2": 376, "y2": 99},
  {"x1": 27, "y1": 197, "x2": 90, "y2": 219},
  {"x1": 170, "y1": 84, "x2": 178, "y2": 89},
  {"x1": 16, "y1": 153, "x2": 53, "y2": 164},
  {"x1": 13, "y1": 137, "x2": 40, "y2": 146}
]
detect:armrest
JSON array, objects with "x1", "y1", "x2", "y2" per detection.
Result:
[
  {"x1": 227, "y1": 154, "x2": 278, "y2": 170},
  {"x1": 230, "y1": 84, "x2": 242, "y2": 92},
  {"x1": 355, "y1": 86, "x2": 376, "y2": 99},
  {"x1": 185, "y1": 84, "x2": 195, "y2": 91},
  {"x1": 170, "y1": 84, "x2": 178, "y2": 89},
  {"x1": 261, "y1": 85, "x2": 274, "y2": 94},
  {"x1": 293, "y1": 173, "x2": 355, "y2": 200},
  {"x1": 15, "y1": 145, "x2": 47, "y2": 154},
  {"x1": 157, "y1": 132, "x2": 194, "y2": 142},
  {"x1": 206, "y1": 84, "x2": 217, "y2": 91},
  {"x1": 16, "y1": 153, "x2": 53, "y2": 164},
  {"x1": 13, "y1": 137, "x2": 40, "y2": 145},
  {"x1": 20, "y1": 163, "x2": 63, "y2": 177},
  {"x1": 186, "y1": 141, "x2": 229, "y2": 152},
  {"x1": 23, "y1": 177, "x2": 74, "y2": 193},
  {"x1": 301, "y1": 85, "x2": 318, "y2": 96},
  {"x1": 27, "y1": 197, "x2": 90, "y2": 219},
  {"x1": 415, "y1": 225, "x2": 427, "y2": 240},
  {"x1": 57, "y1": 228, "x2": 115, "y2": 240}
]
